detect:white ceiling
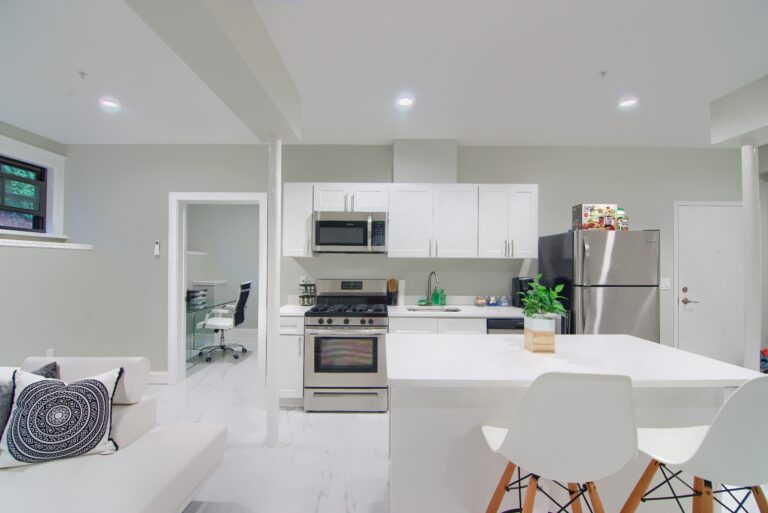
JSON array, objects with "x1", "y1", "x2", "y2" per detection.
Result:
[
  {"x1": 2, "y1": 0, "x2": 768, "y2": 146},
  {"x1": 253, "y1": 0, "x2": 768, "y2": 146},
  {"x1": 0, "y1": 0, "x2": 257, "y2": 144}
]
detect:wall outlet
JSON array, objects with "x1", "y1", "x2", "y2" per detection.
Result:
[
  {"x1": 154, "y1": 240, "x2": 161, "y2": 257},
  {"x1": 45, "y1": 348, "x2": 54, "y2": 357},
  {"x1": 660, "y1": 277, "x2": 671, "y2": 290}
]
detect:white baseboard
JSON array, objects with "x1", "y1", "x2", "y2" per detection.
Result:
[{"x1": 148, "y1": 371, "x2": 169, "y2": 384}]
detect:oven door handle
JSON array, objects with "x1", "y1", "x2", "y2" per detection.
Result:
[{"x1": 305, "y1": 328, "x2": 388, "y2": 336}]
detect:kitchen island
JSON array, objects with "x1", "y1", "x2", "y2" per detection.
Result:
[{"x1": 386, "y1": 333, "x2": 760, "y2": 513}]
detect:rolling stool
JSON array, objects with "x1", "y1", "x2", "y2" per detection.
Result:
[
  {"x1": 483, "y1": 372, "x2": 637, "y2": 513},
  {"x1": 621, "y1": 375, "x2": 768, "y2": 513}
]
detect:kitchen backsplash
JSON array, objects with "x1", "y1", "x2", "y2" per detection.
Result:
[{"x1": 281, "y1": 253, "x2": 536, "y2": 305}]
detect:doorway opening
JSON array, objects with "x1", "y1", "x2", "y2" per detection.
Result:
[{"x1": 168, "y1": 193, "x2": 268, "y2": 384}]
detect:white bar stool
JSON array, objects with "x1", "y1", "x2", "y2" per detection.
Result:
[
  {"x1": 621, "y1": 375, "x2": 768, "y2": 513},
  {"x1": 483, "y1": 372, "x2": 637, "y2": 513}
]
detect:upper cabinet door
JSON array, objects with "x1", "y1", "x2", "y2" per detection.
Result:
[
  {"x1": 350, "y1": 184, "x2": 389, "y2": 212},
  {"x1": 283, "y1": 183, "x2": 313, "y2": 257},
  {"x1": 478, "y1": 185, "x2": 510, "y2": 258},
  {"x1": 388, "y1": 184, "x2": 435, "y2": 258},
  {"x1": 433, "y1": 184, "x2": 478, "y2": 258},
  {"x1": 509, "y1": 184, "x2": 538, "y2": 259},
  {"x1": 314, "y1": 183, "x2": 350, "y2": 212}
]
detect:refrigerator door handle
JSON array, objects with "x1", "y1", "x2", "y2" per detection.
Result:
[{"x1": 581, "y1": 239, "x2": 590, "y2": 286}]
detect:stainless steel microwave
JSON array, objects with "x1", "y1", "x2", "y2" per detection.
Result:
[{"x1": 312, "y1": 211, "x2": 387, "y2": 253}]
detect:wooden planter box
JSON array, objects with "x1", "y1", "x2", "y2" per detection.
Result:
[{"x1": 524, "y1": 315, "x2": 556, "y2": 353}]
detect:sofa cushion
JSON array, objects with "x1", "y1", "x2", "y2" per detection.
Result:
[
  {"x1": 0, "y1": 368, "x2": 123, "y2": 468},
  {"x1": 0, "y1": 423, "x2": 227, "y2": 513},
  {"x1": 22, "y1": 357, "x2": 150, "y2": 405},
  {"x1": 0, "y1": 362, "x2": 60, "y2": 438},
  {"x1": 111, "y1": 395, "x2": 156, "y2": 449}
]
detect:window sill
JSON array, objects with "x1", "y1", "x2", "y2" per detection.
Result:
[
  {"x1": 0, "y1": 229, "x2": 69, "y2": 241},
  {"x1": 0, "y1": 239, "x2": 93, "y2": 251}
]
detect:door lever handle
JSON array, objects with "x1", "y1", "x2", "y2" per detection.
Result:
[{"x1": 681, "y1": 298, "x2": 700, "y2": 305}]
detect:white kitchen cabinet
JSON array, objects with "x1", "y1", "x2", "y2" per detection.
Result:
[
  {"x1": 478, "y1": 184, "x2": 538, "y2": 259},
  {"x1": 433, "y1": 184, "x2": 478, "y2": 258},
  {"x1": 388, "y1": 184, "x2": 435, "y2": 258},
  {"x1": 389, "y1": 317, "x2": 486, "y2": 335},
  {"x1": 282, "y1": 183, "x2": 313, "y2": 257},
  {"x1": 437, "y1": 318, "x2": 486, "y2": 334},
  {"x1": 389, "y1": 184, "x2": 478, "y2": 258},
  {"x1": 314, "y1": 183, "x2": 389, "y2": 212},
  {"x1": 388, "y1": 317, "x2": 438, "y2": 334},
  {"x1": 279, "y1": 316, "x2": 304, "y2": 402},
  {"x1": 508, "y1": 184, "x2": 538, "y2": 259},
  {"x1": 278, "y1": 334, "x2": 304, "y2": 400}
]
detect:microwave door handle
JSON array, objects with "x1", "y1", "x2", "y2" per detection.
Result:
[{"x1": 367, "y1": 215, "x2": 372, "y2": 251}]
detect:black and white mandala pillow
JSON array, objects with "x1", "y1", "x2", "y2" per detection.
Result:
[{"x1": 0, "y1": 367, "x2": 123, "y2": 468}]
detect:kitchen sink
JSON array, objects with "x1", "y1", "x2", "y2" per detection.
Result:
[{"x1": 406, "y1": 306, "x2": 462, "y2": 312}]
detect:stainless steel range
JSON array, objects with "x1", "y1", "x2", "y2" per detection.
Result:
[{"x1": 304, "y1": 279, "x2": 388, "y2": 412}]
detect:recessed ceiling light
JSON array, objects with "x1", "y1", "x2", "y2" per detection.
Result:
[
  {"x1": 396, "y1": 94, "x2": 414, "y2": 109},
  {"x1": 98, "y1": 96, "x2": 122, "y2": 113},
  {"x1": 618, "y1": 96, "x2": 639, "y2": 109}
]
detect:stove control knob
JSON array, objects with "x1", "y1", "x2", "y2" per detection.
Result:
[
  {"x1": 343, "y1": 318, "x2": 349, "y2": 325},
  {"x1": 360, "y1": 319, "x2": 366, "y2": 325},
  {"x1": 368, "y1": 319, "x2": 374, "y2": 325},
  {"x1": 327, "y1": 318, "x2": 333, "y2": 325},
  {"x1": 318, "y1": 318, "x2": 324, "y2": 324}
]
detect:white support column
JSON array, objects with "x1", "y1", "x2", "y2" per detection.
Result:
[
  {"x1": 266, "y1": 138, "x2": 282, "y2": 447},
  {"x1": 742, "y1": 144, "x2": 762, "y2": 370}
]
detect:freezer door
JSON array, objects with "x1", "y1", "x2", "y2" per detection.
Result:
[
  {"x1": 574, "y1": 230, "x2": 659, "y2": 286},
  {"x1": 573, "y1": 286, "x2": 659, "y2": 342}
]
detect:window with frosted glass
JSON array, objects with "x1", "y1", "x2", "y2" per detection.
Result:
[{"x1": 0, "y1": 155, "x2": 46, "y2": 232}]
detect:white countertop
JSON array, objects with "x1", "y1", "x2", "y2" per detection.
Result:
[
  {"x1": 279, "y1": 305, "x2": 312, "y2": 316},
  {"x1": 280, "y1": 304, "x2": 522, "y2": 318},
  {"x1": 386, "y1": 333, "x2": 760, "y2": 388},
  {"x1": 387, "y1": 305, "x2": 523, "y2": 318}
]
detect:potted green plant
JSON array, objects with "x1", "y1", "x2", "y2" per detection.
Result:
[{"x1": 519, "y1": 274, "x2": 566, "y2": 353}]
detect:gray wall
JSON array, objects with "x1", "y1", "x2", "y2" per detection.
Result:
[
  {"x1": 760, "y1": 144, "x2": 768, "y2": 346},
  {"x1": 187, "y1": 204, "x2": 260, "y2": 329},
  {"x1": 0, "y1": 145, "x2": 267, "y2": 369},
  {"x1": 283, "y1": 146, "x2": 743, "y2": 347}
]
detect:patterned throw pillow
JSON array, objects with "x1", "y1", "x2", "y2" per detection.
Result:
[
  {"x1": 0, "y1": 362, "x2": 60, "y2": 436},
  {"x1": 0, "y1": 367, "x2": 123, "y2": 468}
]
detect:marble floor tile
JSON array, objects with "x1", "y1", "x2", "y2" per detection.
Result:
[{"x1": 147, "y1": 353, "x2": 390, "y2": 513}]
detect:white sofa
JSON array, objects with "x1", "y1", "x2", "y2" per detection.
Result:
[{"x1": 0, "y1": 357, "x2": 226, "y2": 513}]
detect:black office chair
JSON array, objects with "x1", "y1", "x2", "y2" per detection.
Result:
[{"x1": 198, "y1": 281, "x2": 252, "y2": 362}]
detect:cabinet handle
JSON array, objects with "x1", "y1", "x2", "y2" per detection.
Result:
[
  {"x1": 504, "y1": 239, "x2": 508, "y2": 257},
  {"x1": 299, "y1": 336, "x2": 303, "y2": 357},
  {"x1": 351, "y1": 192, "x2": 355, "y2": 211},
  {"x1": 435, "y1": 238, "x2": 438, "y2": 257},
  {"x1": 428, "y1": 238, "x2": 432, "y2": 256}
]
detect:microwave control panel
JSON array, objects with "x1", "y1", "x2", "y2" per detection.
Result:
[{"x1": 371, "y1": 221, "x2": 386, "y2": 247}]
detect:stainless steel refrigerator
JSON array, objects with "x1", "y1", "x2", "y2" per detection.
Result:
[{"x1": 538, "y1": 230, "x2": 660, "y2": 342}]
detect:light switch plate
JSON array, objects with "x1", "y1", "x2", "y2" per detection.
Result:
[{"x1": 660, "y1": 277, "x2": 671, "y2": 290}]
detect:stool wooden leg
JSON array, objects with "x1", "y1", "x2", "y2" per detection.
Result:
[
  {"x1": 752, "y1": 486, "x2": 768, "y2": 513},
  {"x1": 621, "y1": 459, "x2": 661, "y2": 513},
  {"x1": 586, "y1": 482, "x2": 606, "y2": 513},
  {"x1": 692, "y1": 477, "x2": 703, "y2": 513},
  {"x1": 522, "y1": 475, "x2": 539, "y2": 513},
  {"x1": 700, "y1": 480, "x2": 714, "y2": 513},
  {"x1": 568, "y1": 483, "x2": 584, "y2": 513},
  {"x1": 485, "y1": 462, "x2": 517, "y2": 513}
]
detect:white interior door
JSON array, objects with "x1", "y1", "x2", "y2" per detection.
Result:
[{"x1": 676, "y1": 204, "x2": 744, "y2": 365}]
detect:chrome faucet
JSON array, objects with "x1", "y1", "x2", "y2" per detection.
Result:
[{"x1": 426, "y1": 271, "x2": 439, "y2": 306}]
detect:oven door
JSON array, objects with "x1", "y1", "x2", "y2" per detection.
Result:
[{"x1": 304, "y1": 327, "x2": 387, "y2": 388}]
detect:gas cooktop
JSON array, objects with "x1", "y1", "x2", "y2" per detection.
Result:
[{"x1": 306, "y1": 303, "x2": 388, "y2": 317}]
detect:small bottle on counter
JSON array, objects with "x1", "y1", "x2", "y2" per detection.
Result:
[{"x1": 439, "y1": 288, "x2": 446, "y2": 306}]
